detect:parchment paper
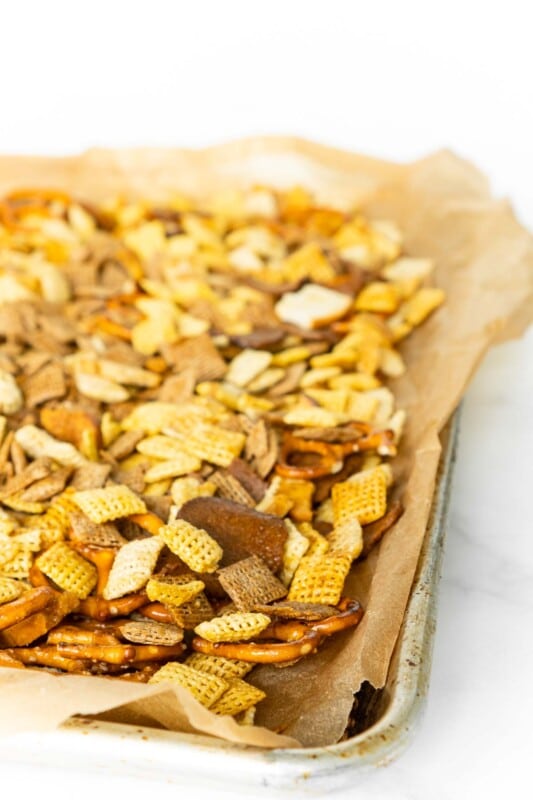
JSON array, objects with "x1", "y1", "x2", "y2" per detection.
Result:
[{"x1": 0, "y1": 138, "x2": 531, "y2": 748}]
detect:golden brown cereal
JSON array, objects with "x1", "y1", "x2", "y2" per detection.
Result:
[
  {"x1": 354, "y1": 282, "x2": 400, "y2": 313},
  {"x1": 136, "y1": 435, "x2": 198, "y2": 462},
  {"x1": 218, "y1": 556, "x2": 287, "y2": 611},
  {"x1": 170, "y1": 476, "x2": 217, "y2": 509},
  {"x1": 255, "y1": 475, "x2": 293, "y2": 517},
  {"x1": 146, "y1": 575, "x2": 205, "y2": 606},
  {"x1": 184, "y1": 653, "x2": 253, "y2": 680},
  {"x1": 68, "y1": 512, "x2": 126, "y2": 549},
  {"x1": 401, "y1": 287, "x2": 445, "y2": 326},
  {"x1": 149, "y1": 662, "x2": 228, "y2": 708},
  {"x1": 298, "y1": 522, "x2": 329, "y2": 557},
  {"x1": 253, "y1": 600, "x2": 337, "y2": 621},
  {"x1": 103, "y1": 536, "x2": 164, "y2": 600},
  {"x1": 326, "y1": 520, "x2": 363, "y2": 560},
  {"x1": 225, "y1": 349, "x2": 272, "y2": 387},
  {"x1": 159, "y1": 519, "x2": 223, "y2": 574},
  {"x1": 36, "y1": 542, "x2": 98, "y2": 599},
  {"x1": 280, "y1": 519, "x2": 310, "y2": 586},
  {"x1": 144, "y1": 457, "x2": 202, "y2": 483},
  {"x1": 14, "y1": 425, "x2": 87, "y2": 468},
  {"x1": 0, "y1": 577, "x2": 25, "y2": 604},
  {"x1": 194, "y1": 612, "x2": 271, "y2": 643},
  {"x1": 210, "y1": 471, "x2": 255, "y2": 507},
  {"x1": 210, "y1": 678, "x2": 266, "y2": 716},
  {"x1": 164, "y1": 418, "x2": 245, "y2": 467},
  {"x1": 72, "y1": 485, "x2": 147, "y2": 523},
  {"x1": 287, "y1": 553, "x2": 351, "y2": 605},
  {"x1": 168, "y1": 590, "x2": 214, "y2": 630},
  {"x1": 332, "y1": 467, "x2": 388, "y2": 526},
  {"x1": 278, "y1": 478, "x2": 314, "y2": 522},
  {"x1": 0, "y1": 544, "x2": 32, "y2": 579},
  {"x1": 119, "y1": 620, "x2": 183, "y2": 646}
]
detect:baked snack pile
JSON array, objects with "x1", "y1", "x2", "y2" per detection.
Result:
[{"x1": 0, "y1": 186, "x2": 444, "y2": 723}]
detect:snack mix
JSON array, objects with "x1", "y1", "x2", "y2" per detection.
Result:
[{"x1": 0, "y1": 186, "x2": 444, "y2": 721}]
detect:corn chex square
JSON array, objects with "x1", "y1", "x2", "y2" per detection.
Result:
[
  {"x1": 280, "y1": 519, "x2": 310, "y2": 587},
  {"x1": 184, "y1": 653, "x2": 253, "y2": 680},
  {"x1": 298, "y1": 522, "x2": 329, "y2": 557},
  {"x1": 146, "y1": 575, "x2": 205, "y2": 607},
  {"x1": 194, "y1": 612, "x2": 270, "y2": 643},
  {"x1": 103, "y1": 535, "x2": 164, "y2": 600},
  {"x1": 72, "y1": 485, "x2": 147, "y2": 523},
  {"x1": 210, "y1": 678, "x2": 266, "y2": 717},
  {"x1": 0, "y1": 543, "x2": 32, "y2": 579},
  {"x1": 170, "y1": 476, "x2": 216, "y2": 509},
  {"x1": 36, "y1": 542, "x2": 97, "y2": 599},
  {"x1": 159, "y1": 519, "x2": 222, "y2": 573},
  {"x1": 326, "y1": 520, "x2": 363, "y2": 560},
  {"x1": 149, "y1": 662, "x2": 228, "y2": 709},
  {"x1": 164, "y1": 419, "x2": 245, "y2": 467},
  {"x1": 136, "y1": 434, "x2": 197, "y2": 461},
  {"x1": 332, "y1": 467, "x2": 387, "y2": 526},
  {"x1": 287, "y1": 553, "x2": 351, "y2": 605},
  {"x1": 144, "y1": 456, "x2": 202, "y2": 483},
  {"x1": 0, "y1": 577, "x2": 25, "y2": 604}
]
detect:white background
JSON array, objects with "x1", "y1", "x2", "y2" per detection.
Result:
[{"x1": 0, "y1": 2, "x2": 532, "y2": 798}]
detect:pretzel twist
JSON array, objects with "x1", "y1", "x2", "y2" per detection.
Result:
[
  {"x1": 131, "y1": 644, "x2": 186, "y2": 663},
  {"x1": 0, "y1": 587, "x2": 56, "y2": 631},
  {"x1": 47, "y1": 625, "x2": 121, "y2": 647},
  {"x1": 276, "y1": 433, "x2": 344, "y2": 479},
  {"x1": 56, "y1": 643, "x2": 137, "y2": 665},
  {"x1": 6, "y1": 646, "x2": 87, "y2": 673},
  {"x1": 138, "y1": 602, "x2": 174, "y2": 623},
  {"x1": 78, "y1": 593, "x2": 147, "y2": 621},
  {"x1": 192, "y1": 598, "x2": 363, "y2": 663}
]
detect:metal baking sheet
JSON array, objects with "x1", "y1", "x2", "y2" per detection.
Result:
[{"x1": 1, "y1": 415, "x2": 459, "y2": 794}]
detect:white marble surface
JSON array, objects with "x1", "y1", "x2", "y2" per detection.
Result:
[{"x1": 0, "y1": 3, "x2": 532, "y2": 797}]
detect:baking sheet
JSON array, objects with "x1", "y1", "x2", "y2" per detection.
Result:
[
  {"x1": 0, "y1": 415, "x2": 459, "y2": 793},
  {"x1": 0, "y1": 139, "x2": 531, "y2": 747}
]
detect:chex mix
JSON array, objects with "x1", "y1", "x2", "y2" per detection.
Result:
[{"x1": 0, "y1": 185, "x2": 443, "y2": 721}]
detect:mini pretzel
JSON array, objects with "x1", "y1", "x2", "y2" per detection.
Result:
[
  {"x1": 47, "y1": 625, "x2": 121, "y2": 647},
  {"x1": 339, "y1": 429, "x2": 396, "y2": 457},
  {"x1": 56, "y1": 643, "x2": 137, "y2": 665},
  {"x1": 78, "y1": 593, "x2": 147, "y2": 621},
  {"x1": 191, "y1": 597, "x2": 363, "y2": 663},
  {"x1": 128, "y1": 511, "x2": 165, "y2": 536},
  {"x1": 6, "y1": 646, "x2": 87, "y2": 673},
  {"x1": 138, "y1": 602, "x2": 174, "y2": 624},
  {"x1": 0, "y1": 650, "x2": 26, "y2": 668},
  {"x1": 0, "y1": 587, "x2": 56, "y2": 631},
  {"x1": 71, "y1": 545, "x2": 116, "y2": 596},
  {"x1": 276, "y1": 433, "x2": 344, "y2": 479},
  {"x1": 192, "y1": 628, "x2": 322, "y2": 664},
  {"x1": 118, "y1": 666, "x2": 159, "y2": 682},
  {"x1": 88, "y1": 316, "x2": 133, "y2": 341},
  {"x1": 130, "y1": 644, "x2": 186, "y2": 663},
  {"x1": 310, "y1": 598, "x2": 363, "y2": 636}
]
